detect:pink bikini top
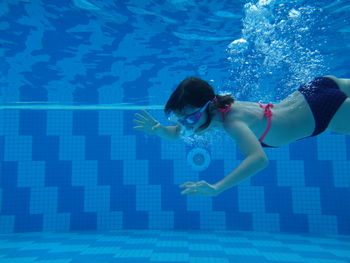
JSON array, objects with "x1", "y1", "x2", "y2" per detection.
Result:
[
  {"x1": 212, "y1": 96, "x2": 232, "y2": 121},
  {"x1": 217, "y1": 104, "x2": 231, "y2": 120},
  {"x1": 217, "y1": 101, "x2": 274, "y2": 143}
]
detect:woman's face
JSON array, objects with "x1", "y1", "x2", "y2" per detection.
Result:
[{"x1": 175, "y1": 105, "x2": 209, "y2": 135}]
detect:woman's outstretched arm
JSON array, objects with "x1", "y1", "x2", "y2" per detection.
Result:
[
  {"x1": 133, "y1": 110, "x2": 181, "y2": 140},
  {"x1": 214, "y1": 121, "x2": 269, "y2": 194},
  {"x1": 153, "y1": 124, "x2": 182, "y2": 140}
]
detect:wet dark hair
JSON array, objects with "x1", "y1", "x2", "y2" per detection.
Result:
[{"x1": 164, "y1": 77, "x2": 234, "y2": 131}]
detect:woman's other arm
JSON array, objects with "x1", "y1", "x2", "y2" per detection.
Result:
[{"x1": 214, "y1": 120, "x2": 269, "y2": 194}]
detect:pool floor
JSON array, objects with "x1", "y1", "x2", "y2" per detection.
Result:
[{"x1": 0, "y1": 230, "x2": 349, "y2": 263}]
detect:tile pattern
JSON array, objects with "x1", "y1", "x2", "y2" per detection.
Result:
[
  {"x1": 0, "y1": 110, "x2": 350, "y2": 235},
  {"x1": 0, "y1": 230, "x2": 349, "y2": 263}
]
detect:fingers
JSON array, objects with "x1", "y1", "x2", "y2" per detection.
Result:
[
  {"x1": 133, "y1": 117, "x2": 145, "y2": 129},
  {"x1": 141, "y1": 110, "x2": 157, "y2": 122},
  {"x1": 134, "y1": 113, "x2": 147, "y2": 121},
  {"x1": 180, "y1": 182, "x2": 199, "y2": 195},
  {"x1": 179, "y1": 182, "x2": 196, "y2": 188},
  {"x1": 133, "y1": 118, "x2": 147, "y2": 128},
  {"x1": 179, "y1": 181, "x2": 206, "y2": 188},
  {"x1": 134, "y1": 111, "x2": 159, "y2": 130},
  {"x1": 181, "y1": 188, "x2": 198, "y2": 195},
  {"x1": 179, "y1": 180, "x2": 210, "y2": 196},
  {"x1": 196, "y1": 180, "x2": 205, "y2": 185},
  {"x1": 134, "y1": 110, "x2": 153, "y2": 122}
]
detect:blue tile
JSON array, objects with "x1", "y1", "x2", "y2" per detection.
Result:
[
  {"x1": 251, "y1": 160, "x2": 278, "y2": 186},
  {"x1": 161, "y1": 185, "x2": 188, "y2": 212},
  {"x1": 188, "y1": 251, "x2": 226, "y2": 257},
  {"x1": 110, "y1": 185, "x2": 136, "y2": 211},
  {"x1": 85, "y1": 136, "x2": 111, "y2": 160},
  {"x1": 97, "y1": 160, "x2": 123, "y2": 186},
  {"x1": 5, "y1": 248, "x2": 50, "y2": 258},
  {"x1": 320, "y1": 188, "x2": 350, "y2": 218},
  {"x1": 70, "y1": 212, "x2": 97, "y2": 231},
  {"x1": 136, "y1": 135, "x2": 160, "y2": 160},
  {"x1": 290, "y1": 139, "x2": 318, "y2": 160},
  {"x1": 57, "y1": 186, "x2": 85, "y2": 213},
  {"x1": 301, "y1": 251, "x2": 343, "y2": 260},
  {"x1": 19, "y1": 111, "x2": 46, "y2": 136},
  {"x1": 226, "y1": 255, "x2": 272, "y2": 263},
  {"x1": 346, "y1": 136, "x2": 350, "y2": 160},
  {"x1": 174, "y1": 211, "x2": 200, "y2": 230},
  {"x1": 123, "y1": 211, "x2": 149, "y2": 229},
  {"x1": 34, "y1": 251, "x2": 80, "y2": 260},
  {"x1": 304, "y1": 160, "x2": 333, "y2": 187},
  {"x1": 265, "y1": 186, "x2": 293, "y2": 213},
  {"x1": 212, "y1": 189, "x2": 239, "y2": 212},
  {"x1": 73, "y1": 111, "x2": 98, "y2": 136},
  {"x1": 149, "y1": 160, "x2": 174, "y2": 185},
  {"x1": 0, "y1": 161, "x2": 18, "y2": 188},
  {"x1": 0, "y1": 136, "x2": 4, "y2": 161},
  {"x1": 73, "y1": 84, "x2": 99, "y2": 105},
  {"x1": 32, "y1": 135, "x2": 59, "y2": 161},
  {"x1": 14, "y1": 214, "x2": 43, "y2": 232},
  {"x1": 225, "y1": 212, "x2": 253, "y2": 231},
  {"x1": 1, "y1": 187, "x2": 30, "y2": 215},
  {"x1": 279, "y1": 213, "x2": 309, "y2": 233},
  {"x1": 153, "y1": 244, "x2": 188, "y2": 252},
  {"x1": 45, "y1": 161, "x2": 72, "y2": 187},
  {"x1": 19, "y1": 85, "x2": 47, "y2": 103}
]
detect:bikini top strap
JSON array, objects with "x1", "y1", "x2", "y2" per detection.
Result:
[
  {"x1": 218, "y1": 104, "x2": 231, "y2": 120},
  {"x1": 258, "y1": 103, "x2": 274, "y2": 142},
  {"x1": 212, "y1": 96, "x2": 232, "y2": 121}
]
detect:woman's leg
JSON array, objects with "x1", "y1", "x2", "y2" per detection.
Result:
[
  {"x1": 324, "y1": 75, "x2": 350, "y2": 97},
  {"x1": 327, "y1": 98, "x2": 350, "y2": 135}
]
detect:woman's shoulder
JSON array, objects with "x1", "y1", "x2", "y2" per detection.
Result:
[{"x1": 224, "y1": 101, "x2": 261, "y2": 125}]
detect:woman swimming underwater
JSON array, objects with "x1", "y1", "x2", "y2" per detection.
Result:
[{"x1": 133, "y1": 76, "x2": 350, "y2": 197}]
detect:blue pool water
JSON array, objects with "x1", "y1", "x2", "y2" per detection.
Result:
[{"x1": 1, "y1": 0, "x2": 350, "y2": 262}]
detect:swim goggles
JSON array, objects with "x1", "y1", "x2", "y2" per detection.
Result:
[{"x1": 167, "y1": 100, "x2": 212, "y2": 136}]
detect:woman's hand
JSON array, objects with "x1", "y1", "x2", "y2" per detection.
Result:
[
  {"x1": 133, "y1": 110, "x2": 161, "y2": 135},
  {"x1": 179, "y1": 180, "x2": 218, "y2": 197}
]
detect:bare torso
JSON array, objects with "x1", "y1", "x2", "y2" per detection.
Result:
[
  {"x1": 222, "y1": 90, "x2": 316, "y2": 147},
  {"x1": 197, "y1": 75, "x2": 349, "y2": 147}
]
